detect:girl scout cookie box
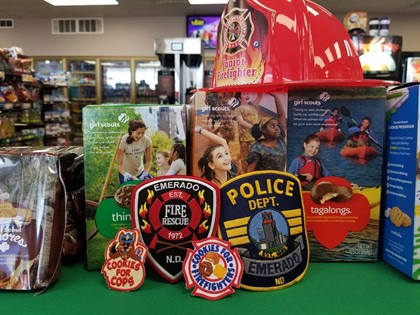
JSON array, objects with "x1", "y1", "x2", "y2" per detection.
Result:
[
  {"x1": 190, "y1": 91, "x2": 287, "y2": 181},
  {"x1": 83, "y1": 104, "x2": 189, "y2": 270},
  {"x1": 287, "y1": 87, "x2": 387, "y2": 261},
  {"x1": 381, "y1": 83, "x2": 420, "y2": 280},
  {"x1": 191, "y1": 87, "x2": 386, "y2": 261},
  {"x1": 192, "y1": 0, "x2": 393, "y2": 262}
]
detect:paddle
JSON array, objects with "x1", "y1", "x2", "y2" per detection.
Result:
[{"x1": 340, "y1": 106, "x2": 383, "y2": 149}]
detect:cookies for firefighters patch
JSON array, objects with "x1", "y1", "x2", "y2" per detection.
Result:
[
  {"x1": 131, "y1": 176, "x2": 220, "y2": 283},
  {"x1": 183, "y1": 237, "x2": 243, "y2": 300},
  {"x1": 219, "y1": 171, "x2": 309, "y2": 291}
]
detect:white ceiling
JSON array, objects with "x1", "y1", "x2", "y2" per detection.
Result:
[{"x1": 0, "y1": 0, "x2": 419, "y2": 19}]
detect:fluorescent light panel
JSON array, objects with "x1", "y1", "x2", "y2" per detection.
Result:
[
  {"x1": 44, "y1": 0, "x2": 118, "y2": 6},
  {"x1": 189, "y1": 0, "x2": 228, "y2": 4}
]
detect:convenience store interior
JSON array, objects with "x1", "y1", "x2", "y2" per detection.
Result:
[
  {"x1": 1, "y1": 0, "x2": 419, "y2": 19},
  {"x1": 1, "y1": 1, "x2": 420, "y2": 314},
  {"x1": 1, "y1": 0, "x2": 419, "y2": 146}
]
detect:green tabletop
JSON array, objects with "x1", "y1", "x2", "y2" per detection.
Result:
[{"x1": 2, "y1": 260, "x2": 419, "y2": 315}]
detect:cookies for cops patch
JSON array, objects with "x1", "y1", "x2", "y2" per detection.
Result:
[
  {"x1": 131, "y1": 176, "x2": 220, "y2": 283},
  {"x1": 219, "y1": 171, "x2": 309, "y2": 291},
  {"x1": 102, "y1": 228, "x2": 148, "y2": 292},
  {"x1": 183, "y1": 237, "x2": 243, "y2": 300}
]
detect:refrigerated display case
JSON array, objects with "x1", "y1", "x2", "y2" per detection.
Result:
[
  {"x1": 135, "y1": 59, "x2": 160, "y2": 104},
  {"x1": 33, "y1": 58, "x2": 72, "y2": 145},
  {"x1": 68, "y1": 59, "x2": 98, "y2": 145},
  {"x1": 42, "y1": 84, "x2": 72, "y2": 146},
  {"x1": 29, "y1": 55, "x2": 208, "y2": 145},
  {"x1": 101, "y1": 59, "x2": 131, "y2": 104},
  {"x1": 68, "y1": 59, "x2": 97, "y2": 102}
]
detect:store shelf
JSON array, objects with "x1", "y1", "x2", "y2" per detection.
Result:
[
  {"x1": 33, "y1": 58, "x2": 80, "y2": 145},
  {"x1": 0, "y1": 68, "x2": 44, "y2": 146},
  {"x1": 73, "y1": 82, "x2": 96, "y2": 85},
  {"x1": 0, "y1": 133, "x2": 37, "y2": 144},
  {"x1": 70, "y1": 71, "x2": 96, "y2": 75},
  {"x1": 41, "y1": 83, "x2": 73, "y2": 146},
  {"x1": 2, "y1": 260, "x2": 418, "y2": 314},
  {"x1": 14, "y1": 122, "x2": 44, "y2": 128},
  {"x1": 70, "y1": 97, "x2": 96, "y2": 101},
  {"x1": 0, "y1": 102, "x2": 32, "y2": 111}
]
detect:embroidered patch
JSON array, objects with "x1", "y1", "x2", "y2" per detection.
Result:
[
  {"x1": 131, "y1": 176, "x2": 220, "y2": 283},
  {"x1": 183, "y1": 237, "x2": 243, "y2": 300},
  {"x1": 102, "y1": 228, "x2": 148, "y2": 292},
  {"x1": 219, "y1": 171, "x2": 309, "y2": 291}
]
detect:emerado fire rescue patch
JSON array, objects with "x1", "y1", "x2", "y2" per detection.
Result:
[
  {"x1": 131, "y1": 176, "x2": 220, "y2": 283},
  {"x1": 219, "y1": 171, "x2": 309, "y2": 291}
]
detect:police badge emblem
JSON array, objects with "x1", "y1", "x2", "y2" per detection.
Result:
[
  {"x1": 131, "y1": 176, "x2": 220, "y2": 283},
  {"x1": 219, "y1": 171, "x2": 309, "y2": 291}
]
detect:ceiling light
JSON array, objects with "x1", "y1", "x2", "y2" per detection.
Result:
[
  {"x1": 188, "y1": 0, "x2": 228, "y2": 4},
  {"x1": 44, "y1": 0, "x2": 119, "y2": 6}
]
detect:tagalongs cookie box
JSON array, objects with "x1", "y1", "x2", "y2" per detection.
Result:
[
  {"x1": 381, "y1": 83, "x2": 420, "y2": 280},
  {"x1": 287, "y1": 87, "x2": 387, "y2": 261},
  {"x1": 83, "y1": 104, "x2": 189, "y2": 270}
]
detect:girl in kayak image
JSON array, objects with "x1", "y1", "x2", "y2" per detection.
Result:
[
  {"x1": 320, "y1": 107, "x2": 344, "y2": 130},
  {"x1": 346, "y1": 116, "x2": 374, "y2": 147},
  {"x1": 288, "y1": 134, "x2": 332, "y2": 190}
]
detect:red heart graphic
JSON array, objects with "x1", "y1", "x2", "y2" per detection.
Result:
[{"x1": 303, "y1": 177, "x2": 371, "y2": 249}]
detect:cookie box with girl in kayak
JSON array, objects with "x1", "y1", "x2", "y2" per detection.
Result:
[{"x1": 287, "y1": 87, "x2": 387, "y2": 261}]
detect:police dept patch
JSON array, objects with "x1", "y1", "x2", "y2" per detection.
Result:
[
  {"x1": 183, "y1": 237, "x2": 243, "y2": 300},
  {"x1": 219, "y1": 171, "x2": 309, "y2": 291},
  {"x1": 131, "y1": 176, "x2": 220, "y2": 283}
]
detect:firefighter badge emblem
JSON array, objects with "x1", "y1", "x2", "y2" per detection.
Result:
[{"x1": 131, "y1": 176, "x2": 220, "y2": 283}]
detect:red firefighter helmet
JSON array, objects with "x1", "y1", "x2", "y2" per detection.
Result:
[{"x1": 207, "y1": 0, "x2": 396, "y2": 92}]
